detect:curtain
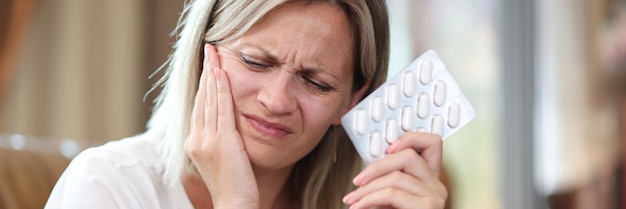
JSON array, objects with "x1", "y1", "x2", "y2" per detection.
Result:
[
  {"x1": 1, "y1": 0, "x2": 151, "y2": 146},
  {"x1": 0, "y1": 0, "x2": 36, "y2": 109}
]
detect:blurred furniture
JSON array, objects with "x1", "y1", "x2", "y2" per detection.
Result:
[{"x1": 0, "y1": 148, "x2": 70, "y2": 209}]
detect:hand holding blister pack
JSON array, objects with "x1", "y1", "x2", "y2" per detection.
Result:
[{"x1": 341, "y1": 50, "x2": 476, "y2": 164}]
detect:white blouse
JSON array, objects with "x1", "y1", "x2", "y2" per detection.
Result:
[{"x1": 45, "y1": 135, "x2": 195, "y2": 209}]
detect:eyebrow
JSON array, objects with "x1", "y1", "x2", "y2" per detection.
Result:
[{"x1": 237, "y1": 42, "x2": 343, "y2": 82}]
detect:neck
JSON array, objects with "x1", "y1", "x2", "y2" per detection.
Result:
[
  {"x1": 254, "y1": 165, "x2": 295, "y2": 209},
  {"x1": 183, "y1": 165, "x2": 295, "y2": 209}
]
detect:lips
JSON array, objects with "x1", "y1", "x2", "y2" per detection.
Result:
[{"x1": 243, "y1": 114, "x2": 293, "y2": 138}]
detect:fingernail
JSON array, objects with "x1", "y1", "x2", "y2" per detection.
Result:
[
  {"x1": 342, "y1": 192, "x2": 353, "y2": 204},
  {"x1": 387, "y1": 142, "x2": 398, "y2": 153},
  {"x1": 352, "y1": 173, "x2": 364, "y2": 186},
  {"x1": 214, "y1": 67, "x2": 221, "y2": 81}
]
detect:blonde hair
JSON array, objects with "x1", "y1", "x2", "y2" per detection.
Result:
[{"x1": 146, "y1": 0, "x2": 389, "y2": 208}]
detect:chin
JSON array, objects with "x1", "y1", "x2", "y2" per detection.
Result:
[{"x1": 243, "y1": 136, "x2": 296, "y2": 170}]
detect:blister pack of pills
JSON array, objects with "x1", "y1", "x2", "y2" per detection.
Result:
[{"x1": 341, "y1": 50, "x2": 476, "y2": 164}]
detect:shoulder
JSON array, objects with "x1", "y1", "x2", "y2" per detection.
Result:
[
  {"x1": 73, "y1": 134, "x2": 161, "y2": 173},
  {"x1": 61, "y1": 134, "x2": 163, "y2": 184},
  {"x1": 45, "y1": 134, "x2": 183, "y2": 209}
]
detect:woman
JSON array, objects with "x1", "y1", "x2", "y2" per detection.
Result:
[{"x1": 46, "y1": 0, "x2": 447, "y2": 208}]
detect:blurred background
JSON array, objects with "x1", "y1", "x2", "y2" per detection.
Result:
[{"x1": 1, "y1": 0, "x2": 625, "y2": 209}]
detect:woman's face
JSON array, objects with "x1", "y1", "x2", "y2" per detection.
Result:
[{"x1": 216, "y1": 2, "x2": 363, "y2": 170}]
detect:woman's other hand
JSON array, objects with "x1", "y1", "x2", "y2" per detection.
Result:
[
  {"x1": 343, "y1": 132, "x2": 447, "y2": 209},
  {"x1": 184, "y1": 44, "x2": 259, "y2": 209}
]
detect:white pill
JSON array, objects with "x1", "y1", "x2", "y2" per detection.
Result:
[
  {"x1": 385, "y1": 119, "x2": 398, "y2": 143},
  {"x1": 355, "y1": 109, "x2": 368, "y2": 135},
  {"x1": 403, "y1": 72, "x2": 416, "y2": 97},
  {"x1": 433, "y1": 81, "x2": 447, "y2": 106},
  {"x1": 417, "y1": 93, "x2": 430, "y2": 119},
  {"x1": 417, "y1": 127, "x2": 428, "y2": 133},
  {"x1": 386, "y1": 84, "x2": 400, "y2": 109},
  {"x1": 369, "y1": 131, "x2": 382, "y2": 157},
  {"x1": 431, "y1": 115, "x2": 444, "y2": 136},
  {"x1": 371, "y1": 96, "x2": 384, "y2": 122},
  {"x1": 401, "y1": 106, "x2": 414, "y2": 131},
  {"x1": 448, "y1": 102, "x2": 461, "y2": 128},
  {"x1": 419, "y1": 59, "x2": 433, "y2": 85}
]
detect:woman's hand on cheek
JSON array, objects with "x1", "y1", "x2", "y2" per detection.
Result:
[
  {"x1": 343, "y1": 132, "x2": 447, "y2": 209},
  {"x1": 184, "y1": 44, "x2": 259, "y2": 209}
]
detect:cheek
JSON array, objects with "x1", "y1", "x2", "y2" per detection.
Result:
[
  {"x1": 221, "y1": 63, "x2": 257, "y2": 103},
  {"x1": 300, "y1": 96, "x2": 346, "y2": 132},
  {"x1": 293, "y1": 97, "x2": 347, "y2": 160}
]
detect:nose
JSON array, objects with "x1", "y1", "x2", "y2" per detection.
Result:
[{"x1": 257, "y1": 71, "x2": 297, "y2": 115}]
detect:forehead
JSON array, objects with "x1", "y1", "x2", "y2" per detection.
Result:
[{"x1": 232, "y1": 2, "x2": 355, "y2": 79}]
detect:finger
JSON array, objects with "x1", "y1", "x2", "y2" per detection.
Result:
[
  {"x1": 350, "y1": 188, "x2": 445, "y2": 209},
  {"x1": 191, "y1": 54, "x2": 210, "y2": 131},
  {"x1": 343, "y1": 171, "x2": 430, "y2": 205},
  {"x1": 215, "y1": 67, "x2": 237, "y2": 133},
  {"x1": 204, "y1": 44, "x2": 219, "y2": 135},
  {"x1": 185, "y1": 44, "x2": 213, "y2": 152},
  {"x1": 353, "y1": 149, "x2": 438, "y2": 186},
  {"x1": 387, "y1": 131, "x2": 443, "y2": 174}
]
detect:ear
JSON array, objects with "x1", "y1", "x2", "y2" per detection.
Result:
[{"x1": 332, "y1": 80, "x2": 371, "y2": 125}]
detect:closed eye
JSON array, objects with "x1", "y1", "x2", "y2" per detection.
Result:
[
  {"x1": 299, "y1": 72, "x2": 334, "y2": 93},
  {"x1": 240, "y1": 53, "x2": 272, "y2": 70}
]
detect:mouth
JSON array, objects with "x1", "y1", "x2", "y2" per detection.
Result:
[{"x1": 243, "y1": 114, "x2": 293, "y2": 138}]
